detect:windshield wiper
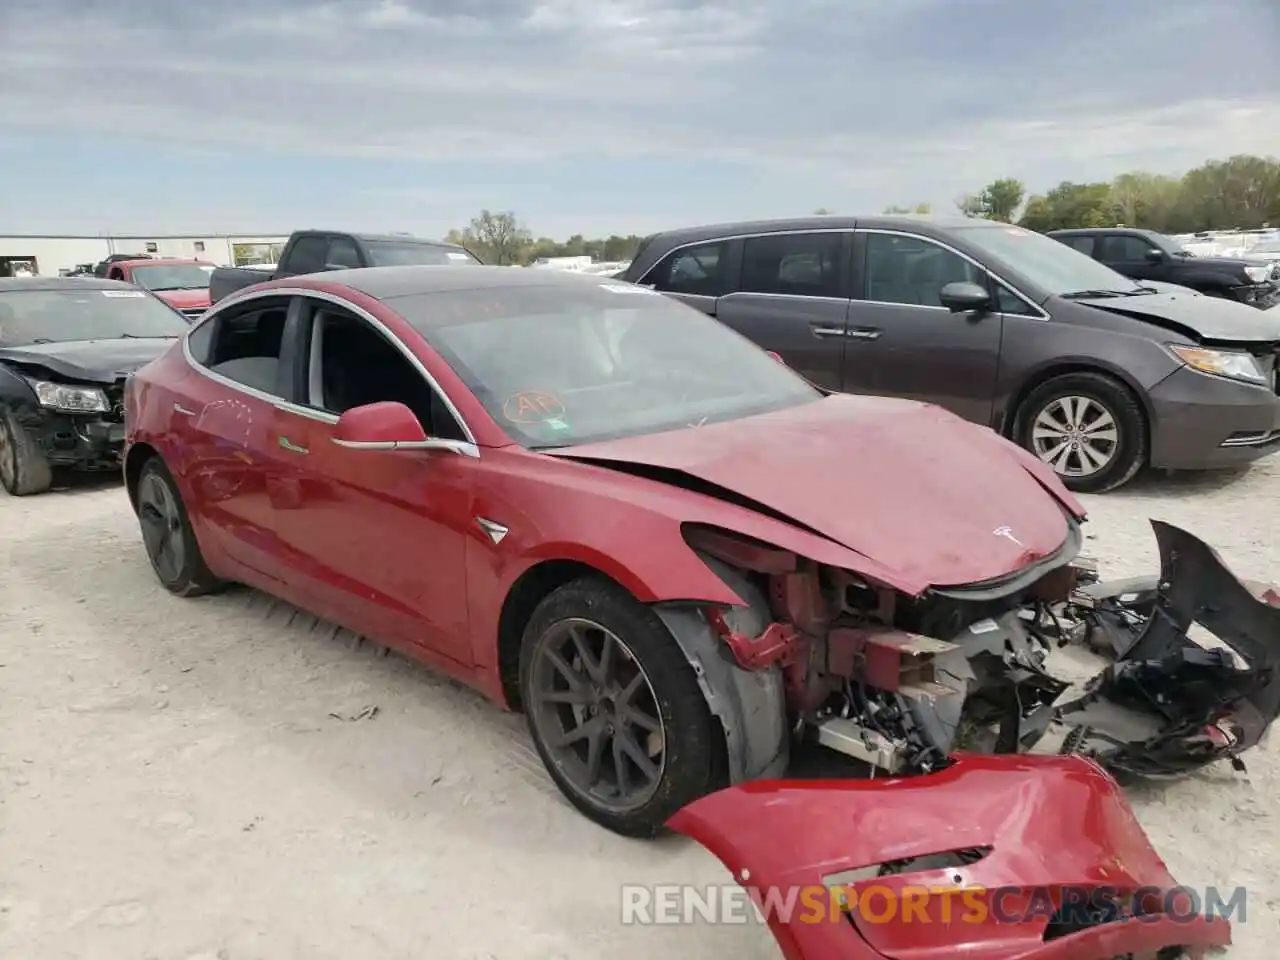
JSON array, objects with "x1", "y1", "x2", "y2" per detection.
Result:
[{"x1": 1060, "y1": 289, "x2": 1133, "y2": 299}]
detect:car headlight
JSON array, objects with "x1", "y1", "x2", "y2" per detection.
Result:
[
  {"x1": 1244, "y1": 265, "x2": 1271, "y2": 283},
  {"x1": 27, "y1": 379, "x2": 110, "y2": 413},
  {"x1": 1168, "y1": 345, "x2": 1268, "y2": 385}
]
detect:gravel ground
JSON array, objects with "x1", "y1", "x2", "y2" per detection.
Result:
[{"x1": 1, "y1": 462, "x2": 1277, "y2": 959}]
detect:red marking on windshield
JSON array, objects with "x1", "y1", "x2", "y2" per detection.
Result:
[{"x1": 502, "y1": 390, "x2": 566, "y2": 423}]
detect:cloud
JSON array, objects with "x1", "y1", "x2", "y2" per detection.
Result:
[{"x1": 2, "y1": 0, "x2": 1279, "y2": 232}]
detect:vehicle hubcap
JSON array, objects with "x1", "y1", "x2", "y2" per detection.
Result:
[
  {"x1": 138, "y1": 474, "x2": 186, "y2": 582},
  {"x1": 528, "y1": 618, "x2": 666, "y2": 812},
  {"x1": 1031, "y1": 396, "x2": 1119, "y2": 478}
]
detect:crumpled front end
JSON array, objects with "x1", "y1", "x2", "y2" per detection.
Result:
[
  {"x1": 1052, "y1": 519, "x2": 1280, "y2": 778},
  {"x1": 668, "y1": 754, "x2": 1232, "y2": 960}
]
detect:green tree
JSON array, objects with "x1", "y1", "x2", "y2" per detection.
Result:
[
  {"x1": 956, "y1": 179, "x2": 1025, "y2": 222},
  {"x1": 1017, "y1": 182, "x2": 1114, "y2": 231}
]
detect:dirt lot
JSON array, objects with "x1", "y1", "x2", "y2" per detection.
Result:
[{"x1": 2, "y1": 463, "x2": 1277, "y2": 959}]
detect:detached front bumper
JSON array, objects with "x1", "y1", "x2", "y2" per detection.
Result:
[
  {"x1": 1147, "y1": 365, "x2": 1280, "y2": 470},
  {"x1": 669, "y1": 754, "x2": 1232, "y2": 960},
  {"x1": 22, "y1": 411, "x2": 127, "y2": 470}
]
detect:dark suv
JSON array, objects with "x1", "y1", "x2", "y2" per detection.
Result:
[
  {"x1": 1048, "y1": 227, "x2": 1280, "y2": 309},
  {"x1": 619, "y1": 216, "x2": 1280, "y2": 492}
]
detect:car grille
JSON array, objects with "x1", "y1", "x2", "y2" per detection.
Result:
[{"x1": 103, "y1": 380, "x2": 126, "y2": 423}]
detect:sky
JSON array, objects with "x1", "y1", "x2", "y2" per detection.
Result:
[{"x1": 2, "y1": 0, "x2": 1279, "y2": 240}]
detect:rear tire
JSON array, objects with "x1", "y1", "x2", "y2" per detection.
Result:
[
  {"x1": 518, "y1": 577, "x2": 720, "y2": 838},
  {"x1": 1015, "y1": 372, "x2": 1146, "y2": 494},
  {"x1": 0, "y1": 409, "x2": 53, "y2": 496},
  {"x1": 136, "y1": 456, "x2": 225, "y2": 597}
]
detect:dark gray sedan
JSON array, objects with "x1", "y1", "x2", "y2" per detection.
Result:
[{"x1": 619, "y1": 216, "x2": 1280, "y2": 492}]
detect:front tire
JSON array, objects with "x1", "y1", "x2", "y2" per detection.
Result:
[
  {"x1": 0, "y1": 409, "x2": 53, "y2": 496},
  {"x1": 1015, "y1": 372, "x2": 1147, "y2": 494},
  {"x1": 136, "y1": 456, "x2": 225, "y2": 596},
  {"x1": 518, "y1": 577, "x2": 721, "y2": 838}
]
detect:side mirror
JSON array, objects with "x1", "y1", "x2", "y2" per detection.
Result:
[
  {"x1": 1143, "y1": 248, "x2": 1165, "y2": 264},
  {"x1": 332, "y1": 401, "x2": 431, "y2": 450},
  {"x1": 938, "y1": 281, "x2": 991, "y2": 313}
]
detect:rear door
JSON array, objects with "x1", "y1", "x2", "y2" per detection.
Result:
[
  {"x1": 170, "y1": 294, "x2": 299, "y2": 584},
  {"x1": 711, "y1": 231, "x2": 851, "y2": 391},
  {"x1": 841, "y1": 229, "x2": 1003, "y2": 425}
]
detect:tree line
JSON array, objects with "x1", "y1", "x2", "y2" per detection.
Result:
[
  {"x1": 882, "y1": 154, "x2": 1280, "y2": 234},
  {"x1": 443, "y1": 154, "x2": 1279, "y2": 265}
]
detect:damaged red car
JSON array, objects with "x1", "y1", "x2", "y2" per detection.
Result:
[{"x1": 122, "y1": 265, "x2": 1280, "y2": 839}]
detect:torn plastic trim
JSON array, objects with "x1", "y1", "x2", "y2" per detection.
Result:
[
  {"x1": 1057, "y1": 519, "x2": 1280, "y2": 778},
  {"x1": 653, "y1": 556, "x2": 790, "y2": 785}
]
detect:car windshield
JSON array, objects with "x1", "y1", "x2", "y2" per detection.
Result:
[
  {"x1": 0, "y1": 289, "x2": 190, "y2": 347},
  {"x1": 129, "y1": 263, "x2": 215, "y2": 291},
  {"x1": 365, "y1": 241, "x2": 481, "y2": 267},
  {"x1": 397, "y1": 281, "x2": 821, "y2": 448},
  {"x1": 955, "y1": 225, "x2": 1145, "y2": 297}
]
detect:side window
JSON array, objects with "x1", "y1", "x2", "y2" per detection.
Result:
[
  {"x1": 861, "y1": 233, "x2": 985, "y2": 307},
  {"x1": 995, "y1": 284, "x2": 1038, "y2": 316},
  {"x1": 1099, "y1": 236, "x2": 1153, "y2": 261},
  {"x1": 185, "y1": 316, "x2": 215, "y2": 365},
  {"x1": 283, "y1": 236, "x2": 328, "y2": 275},
  {"x1": 325, "y1": 236, "x2": 361, "y2": 269},
  {"x1": 647, "y1": 241, "x2": 727, "y2": 297},
  {"x1": 194, "y1": 297, "x2": 292, "y2": 396},
  {"x1": 740, "y1": 232, "x2": 842, "y2": 297},
  {"x1": 1063, "y1": 236, "x2": 1095, "y2": 256},
  {"x1": 303, "y1": 303, "x2": 466, "y2": 441}
]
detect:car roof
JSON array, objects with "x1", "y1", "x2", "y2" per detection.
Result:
[
  {"x1": 113, "y1": 258, "x2": 213, "y2": 267},
  {"x1": 1048, "y1": 227, "x2": 1148, "y2": 236},
  {"x1": 625, "y1": 215, "x2": 1007, "y2": 277},
  {"x1": 316, "y1": 265, "x2": 621, "y2": 301},
  {"x1": 299, "y1": 230, "x2": 467, "y2": 248},
  {"x1": 0, "y1": 276, "x2": 139, "y2": 293}
]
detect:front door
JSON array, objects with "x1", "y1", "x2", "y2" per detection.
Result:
[
  {"x1": 1094, "y1": 234, "x2": 1162, "y2": 282},
  {"x1": 840, "y1": 230, "x2": 1003, "y2": 425},
  {"x1": 270, "y1": 298, "x2": 474, "y2": 664}
]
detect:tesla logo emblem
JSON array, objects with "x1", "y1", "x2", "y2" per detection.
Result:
[{"x1": 993, "y1": 526, "x2": 1023, "y2": 546}]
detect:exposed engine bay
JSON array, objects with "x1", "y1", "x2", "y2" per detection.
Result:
[{"x1": 686, "y1": 518, "x2": 1280, "y2": 779}]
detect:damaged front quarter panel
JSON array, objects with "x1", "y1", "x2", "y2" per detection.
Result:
[{"x1": 667, "y1": 754, "x2": 1232, "y2": 960}]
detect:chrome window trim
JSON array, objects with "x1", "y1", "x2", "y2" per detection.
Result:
[
  {"x1": 181, "y1": 286, "x2": 481, "y2": 459},
  {"x1": 856, "y1": 228, "x2": 1051, "y2": 320},
  {"x1": 636, "y1": 226, "x2": 1050, "y2": 319}
]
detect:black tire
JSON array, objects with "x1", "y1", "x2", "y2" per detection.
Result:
[
  {"x1": 0, "y1": 408, "x2": 53, "y2": 496},
  {"x1": 518, "y1": 577, "x2": 720, "y2": 838},
  {"x1": 136, "y1": 456, "x2": 225, "y2": 597},
  {"x1": 1014, "y1": 372, "x2": 1147, "y2": 494}
]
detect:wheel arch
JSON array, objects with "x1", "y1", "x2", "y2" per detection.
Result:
[
  {"x1": 123, "y1": 441, "x2": 159, "y2": 513},
  {"x1": 1001, "y1": 359, "x2": 1154, "y2": 449}
]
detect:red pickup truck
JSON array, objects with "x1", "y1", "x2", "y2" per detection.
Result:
[{"x1": 103, "y1": 258, "x2": 215, "y2": 321}]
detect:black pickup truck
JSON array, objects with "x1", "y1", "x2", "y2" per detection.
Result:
[
  {"x1": 209, "y1": 230, "x2": 481, "y2": 303},
  {"x1": 1048, "y1": 227, "x2": 1280, "y2": 309}
]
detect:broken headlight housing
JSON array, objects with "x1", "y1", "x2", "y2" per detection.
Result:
[{"x1": 27, "y1": 378, "x2": 110, "y2": 414}]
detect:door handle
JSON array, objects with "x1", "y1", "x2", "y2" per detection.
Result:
[
  {"x1": 809, "y1": 324, "x2": 845, "y2": 338},
  {"x1": 846, "y1": 327, "x2": 882, "y2": 341},
  {"x1": 277, "y1": 436, "x2": 309, "y2": 455},
  {"x1": 173, "y1": 403, "x2": 196, "y2": 416}
]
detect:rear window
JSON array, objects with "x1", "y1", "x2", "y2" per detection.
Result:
[
  {"x1": 364, "y1": 241, "x2": 480, "y2": 267},
  {"x1": 0, "y1": 289, "x2": 190, "y2": 347}
]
